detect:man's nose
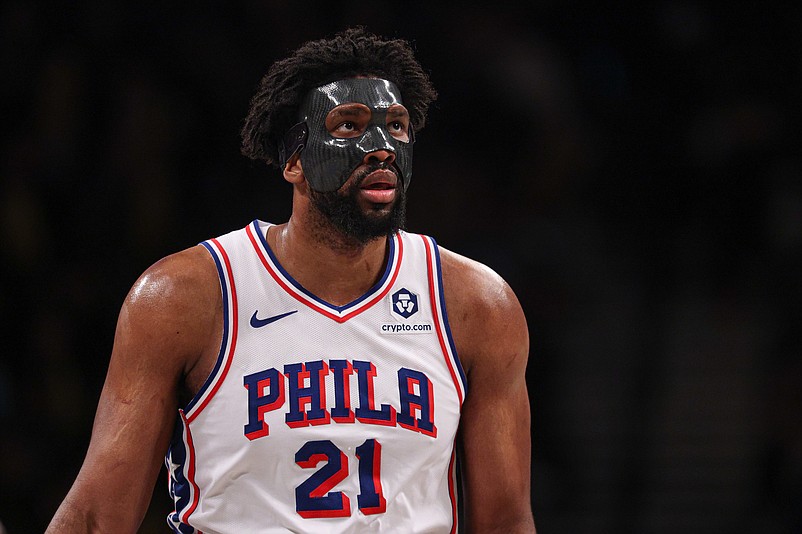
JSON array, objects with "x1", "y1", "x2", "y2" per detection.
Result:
[{"x1": 364, "y1": 149, "x2": 396, "y2": 166}]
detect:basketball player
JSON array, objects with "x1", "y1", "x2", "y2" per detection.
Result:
[{"x1": 47, "y1": 28, "x2": 535, "y2": 533}]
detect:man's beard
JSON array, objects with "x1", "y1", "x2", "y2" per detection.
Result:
[{"x1": 309, "y1": 162, "x2": 407, "y2": 247}]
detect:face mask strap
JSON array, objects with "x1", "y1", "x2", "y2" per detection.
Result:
[{"x1": 279, "y1": 122, "x2": 308, "y2": 167}]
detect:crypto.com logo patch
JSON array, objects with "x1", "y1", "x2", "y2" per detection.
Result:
[{"x1": 391, "y1": 288, "x2": 418, "y2": 319}]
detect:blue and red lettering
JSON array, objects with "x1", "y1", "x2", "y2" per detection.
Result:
[
  {"x1": 397, "y1": 368, "x2": 437, "y2": 437},
  {"x1": 285, "y1": 360, "x2": 331, "y2": 428},
  {"x1": 243, "y1": 368, "x2": 285, "y2": 440},
  {"x1": 355, "y1": 438, "x2": 387, "y2": 514},
  {"x1": 329, "y1": 359, "x2": 355, "y2": 423},
  {"x1": 353, "y1": 360, "x2": 397, "y2": 426},
  {"x1": 295, "y1": 440, "x2": 351, "y2": 518},
  {"x1": 243, "y1": 359, "x2": 435, "y2": 440}
]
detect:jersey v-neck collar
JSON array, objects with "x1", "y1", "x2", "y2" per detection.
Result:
[{"x1": 245, "y1": 220, "x2": 403, "y2": 323}]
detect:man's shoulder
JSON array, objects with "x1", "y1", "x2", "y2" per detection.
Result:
[
  {"x1": 436, "y1": 244, "x2": 528, "y2": 373},
  {"x1": 437, "y1": 245, "x2": 514, "y2": 310},
  {"x1": 131, "y1": 219, "x2": 268, "y2": 310},
  {"x1": 126, "y1": 244, "x2": 220, "y2": 314}
]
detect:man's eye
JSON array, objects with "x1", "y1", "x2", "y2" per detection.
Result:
[
  {"x1": 339, "y1": 121, "x2": 356, "y2": 131},
  {"x1": 389, "y1": 121, "x2": 404, "y2": 131}
]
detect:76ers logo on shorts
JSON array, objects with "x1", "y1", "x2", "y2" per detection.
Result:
[{"x1": 391, "y1": 288, "x2": 418, "y2": 318}]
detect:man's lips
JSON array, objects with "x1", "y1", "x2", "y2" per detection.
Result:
[
  {"x1": 358, "y1": 169, "x2": 397, "y2": 203},
  {"x1": 359, "y1": 168, "x2": 398, "y2": 189}
]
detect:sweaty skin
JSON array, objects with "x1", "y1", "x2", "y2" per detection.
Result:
[{"x1": 46, "y1": 108, "x2": 535, "y2": 534}]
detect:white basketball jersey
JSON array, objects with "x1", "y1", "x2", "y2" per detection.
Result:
[{"x1": 166, "y1": 220, "x2": 467, "y2": 534}]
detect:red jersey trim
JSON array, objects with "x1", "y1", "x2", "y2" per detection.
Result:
[
  {"x1": 245, "y1": 223, "x2": 403, "y2": 323},
  {"x1": 186, "y1": 238, "x2": 239, "y2": 424}
]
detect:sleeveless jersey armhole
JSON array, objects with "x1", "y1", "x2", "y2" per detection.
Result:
[
  {"x1": 181, "y1": 238, "x2": 239, "y2": 420},
  {"x1": 420, "y1": 235, "x2": 468, "y2": 404}
]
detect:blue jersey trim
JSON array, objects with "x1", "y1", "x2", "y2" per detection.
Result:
[
  {"x1": 430, "y1": 237, "x2": 468, "y2": 395},
  {"x1": 182, "y1": 241, "x2": 230, "y2": 414},
  {"x1": 251, "y1": 220, "x2": 397, "y2": 313},
  {"x1": 166, "y1": 416, "x2": 196, "y2": 533}
]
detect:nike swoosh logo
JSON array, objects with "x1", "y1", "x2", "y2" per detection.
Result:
[{"x1": 250, "y1": 310, "x2": 298, "y2": 328}]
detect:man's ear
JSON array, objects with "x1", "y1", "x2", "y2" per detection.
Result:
[{"x1": 283, "y1": 153, "x2": 304, "y2": 184}]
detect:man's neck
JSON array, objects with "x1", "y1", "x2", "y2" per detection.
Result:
[{"x1": 266, "y1": 217, "x2": 390, "y2": 307}]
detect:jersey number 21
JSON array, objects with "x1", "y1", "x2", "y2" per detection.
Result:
[{"x1": 295, "y1": 439, "x2": 386, "y2": 518}]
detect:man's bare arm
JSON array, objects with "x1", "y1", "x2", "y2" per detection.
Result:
[
  {"x1": 442, "y1": 249, "x2": 536, "y2": 533},
  {"x1": 46, "y1": 246, "x2": 221, "y2": 533}
]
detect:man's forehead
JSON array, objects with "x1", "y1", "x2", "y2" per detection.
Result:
[{"x1": 310, "y1": 78, "x2": 403, "y2": 110}]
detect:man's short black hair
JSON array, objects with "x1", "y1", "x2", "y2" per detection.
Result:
[{"x1": 240, "y1": 27, "x2": 438, "y2": 168}]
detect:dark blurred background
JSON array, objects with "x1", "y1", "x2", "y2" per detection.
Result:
[{"x1": 1, "y1": 2, "x2": 800, "y2": 533}]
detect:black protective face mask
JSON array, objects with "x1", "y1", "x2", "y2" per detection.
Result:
[{"x1": 280, "y1": 78, "x2": 414, "y2": 192}]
